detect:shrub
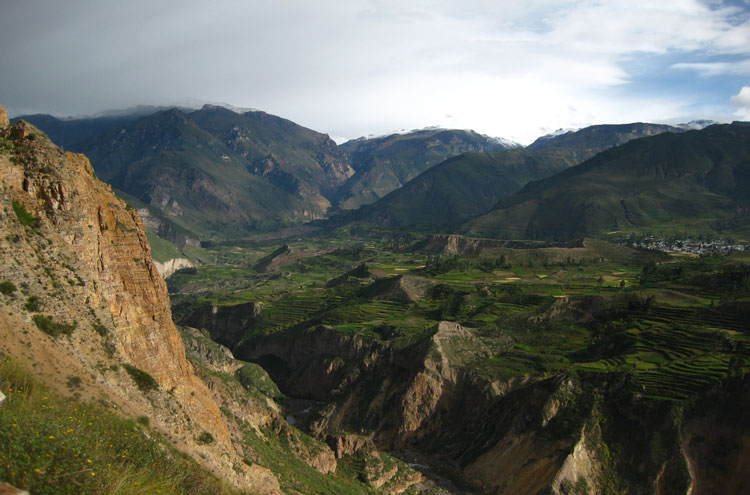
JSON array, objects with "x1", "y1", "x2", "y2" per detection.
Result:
[
  {"x1": 32, "y1": 314, "x2": 77, "y2": 337},
  {"x1": 66, "y1": 375, "x2": 82, "y2": 390},
  {"x1": 11, "y1": 201, "x2": 41, "y2": 228},
  {"x1": 196, "y1": 431, "x2": 214, "y2": 445},
  {"x1": 122, "y1": 363, "x2": 159, "y2": 392},
  {"x1": 24, "y1": 295, "x2": 41, "y2": 311},
  {"x1": 92, "y1": 322, "x2": 108, "y2": 337},
  {"x1": 0, "y1": 281, "x2": 16, "y2": 295}
]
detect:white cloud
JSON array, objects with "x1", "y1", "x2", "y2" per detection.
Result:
[
  {"x1": 672, "y1": 60, "x2": 750, "y2": 76},
  {"x1": 1, "y1": 0, "x2": 749, "y2": 143},
  {"x1": 731, "y1": 86, "x2": 750, "y2": 119}
]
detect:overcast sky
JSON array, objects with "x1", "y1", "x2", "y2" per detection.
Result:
[{"x1": 1, "y1": 0, "x2": 749, "y2": 144}]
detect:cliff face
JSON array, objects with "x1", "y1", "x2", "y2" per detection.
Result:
[
  {"x1": 180, "y1": 301, "x2": 262, "y2": 348},
  {"x1": 0, "y1": 110, "x2": 280, "y2": 492},
  {"x1": 238, "y1": 316, "x2": 749, "y2": 495},
  {"x1": 239, "y1": 323, "x2": 586, "y2": 492}
]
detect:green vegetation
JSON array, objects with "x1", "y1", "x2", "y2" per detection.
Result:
[
  {"x1": 170, "y1": 232, "x2": 749, "y2": 408},
  {"x1": 466, "y1": 123, "x2": 750, "y2": 240},
  {"x1": 146, "y1": 231, "x2": 183, "y2": 263},
  {"x1": 92, "y1": 321, "x2": 108, "y2": 337},
  {"x1": 196, "y1": 431, "x2": 214, "y2": 445},
  {"x1": 332, "y1": 123, "x2": 678, "y2": 231},
  {"x1": 234, "y1": 363, "x2": 281, "y2": 399},
  {"x1": 32, "y1": 315, "x2": 77, "y2": 338},
  {"x1": 337, "y1": 128, "x2": 508, "y2": 210},
  {"x1": 12, "y1": 201, "x2": 41, "y2": 229},
  {"x1": 24, "y1": 295, "x2": 41, "y2": 311},
  {"x1": 0, "y1": 280, "x2": 17, "y2": 295},
  {"x1": 0, "y1": 358, "x2": 240, "y2": 495},
  {"x1": 121, "y1": 364, "x2": 159, "y2": 392}
]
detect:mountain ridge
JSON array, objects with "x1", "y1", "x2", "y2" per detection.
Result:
[
  {"x1": 465, "y1": 123, "x2": 750, "y2": 239},
  {"x1": 330, "y1": 122, "x2": 687, "y2": 231}
]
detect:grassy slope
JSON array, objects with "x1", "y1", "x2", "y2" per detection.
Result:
[
  {"x1": 0, "y1": 358, "x2": 240, "y2": 495},
  {"x1": 333, "y1": 149, "x2": 580, "y2": 229},
  {"x1": 333, "y1": 123, "x2": 684, "y2": 231},
  {"x1": 465, "y1": 124, "x2": 750, "y2": 240},
  {"x1": 336, "y1": 129, "x2": 508, "y2": 210}
]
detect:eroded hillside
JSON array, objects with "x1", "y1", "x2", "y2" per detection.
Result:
[
  {"x1": 170, "y1": 232, "x2": 750, "y2": 495},
  {"x1": 0, "y1": 108, "x2": 422, "y2": 495}
]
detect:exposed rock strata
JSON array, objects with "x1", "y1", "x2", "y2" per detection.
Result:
[
  {"x1": 153, "y1": 257, "x2": 194, "y2": 278},
  {"x1": 0, "y1": 112, "x2": 280, "y2": 493},
  {"x1": 236, "y1": 311, "x2": 750, "y2": 494},
  {"x1": 180, "y1": 301, "x2": 262, "y2": 348}
]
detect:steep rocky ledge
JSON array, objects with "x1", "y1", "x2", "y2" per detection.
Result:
[
  {"x1": 235, "y1": 313, "x2": 749, "y2": 494},
  {"x1": 0, "y1": 111, "x2": 280, "y2": 493},
  {"x1": 237, "y1": 322, "x2": 590, "y2": 493},
  {"x1": 154, "y1": 257, "x2": 195, "y2": 278}
]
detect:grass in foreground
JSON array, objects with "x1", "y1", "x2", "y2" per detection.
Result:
[{"x1": 0, "y1": 358, "x2": 241, "y2": 495}]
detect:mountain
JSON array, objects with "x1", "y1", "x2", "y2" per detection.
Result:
[
  {"x1": 333, "y1": 123, "x2": 682, "y2": 230},
  {"x1": 464, "y1": 123, "x2": 750, "y2": 239},
  {"x1": 188, "y1": 105, "x2": 354, "y2": 210},
  {"x1": 336, "y1": 128, "x2": 518, "y2": 209},
  {"x1": 16, "y1": 105, "x2": 354, "y2": 241},
  {"x1": 527, "y1": 122, "x2": 680, "y2": 151},
  {"x1": 0, "y1": 108, "x2": 422, "y2": 495},
  {"x1": 0, "y1": 112, "x2": 272, "y2": 491},
  {"x1": 79, "y1": 109, "x2": 314, "y2": 239},
  {"x1": 12, "y1": 105, "x2": 176, "y2": 149}
]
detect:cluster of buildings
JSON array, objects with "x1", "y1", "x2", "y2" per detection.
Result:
[{"x1": 630, "y1": 237, "x2": 750, "y2": 255}]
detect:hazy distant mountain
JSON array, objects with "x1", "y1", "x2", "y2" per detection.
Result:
[
  {"x1": 464, "y1": 123, "x2": 750, "y2": 239},
  {"x1": 188, "y1": 105, "x2": 354, "y2": 211},
  {"x1": 335, "y1": 128, "x2": 518, "y2": 209},
  {"x1": 77, "y1": 108, "x2": 322, "y2": 239},
  {"x1": 18, "y1": 105, "x2": 358, "y2": 240},
  {"x1": 333, "y1": 123, "x2": 681, "y2": 230},
  {"x1": 527, "y1": 122, "x2": 681, "y2": 151}
]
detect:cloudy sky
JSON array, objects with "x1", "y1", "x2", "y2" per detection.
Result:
[{"x1": 1, "y1": 0, "x2": 749, "y2": 144}]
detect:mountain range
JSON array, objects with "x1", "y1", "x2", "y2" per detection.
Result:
[
  {"x1": 16, "y1": 106, "x2": 748, "y2": 245},
  {"x1": 17, "y1": 107, "x2": 519, "y2": 243},
  {"x1": 330, "y1": 123, "x2": 684, "y2": 230},
  {"x1": 336, "y1": 128, "x2": 517, "y2": 209},
  {"x1": 4, "y1": 103, "x2": 750, "y2": 495},
  {"x1": 465, "y1": 122, "x2": 750, "y2": 239}
]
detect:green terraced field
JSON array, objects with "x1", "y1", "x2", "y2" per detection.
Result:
[{"x1": 167, "y1": 233, "x2": 750, "y2": 404}]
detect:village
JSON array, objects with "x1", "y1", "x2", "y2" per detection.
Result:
[{"x1": 631, "y1": 236, "x2": 750, "y2": 255}]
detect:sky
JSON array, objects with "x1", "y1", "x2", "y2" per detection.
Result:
[{"x1": 0, "y1": 0, "x2": 749, "y2": 144}]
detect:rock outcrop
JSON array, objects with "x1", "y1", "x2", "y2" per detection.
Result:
[
  {"x1": 153, "y1": 256, "x2": 194, "y2": 278},
  {"x1": 0, "y1": 110, "x2": 280, "y2": 493},
  {"x1": 240, "y1": 315, "x2": 749, "y2": 494},
  {"x1": 180, "y1": 301, "x2": 262, "y2": 348}
]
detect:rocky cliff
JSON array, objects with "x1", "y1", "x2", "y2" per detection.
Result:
[
  {"x1": 0, "y1": 110, "x2": 281, "y2": 493},
  {"x1": 236, "y1": 313, "x2": 749, "y2": 494}
]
